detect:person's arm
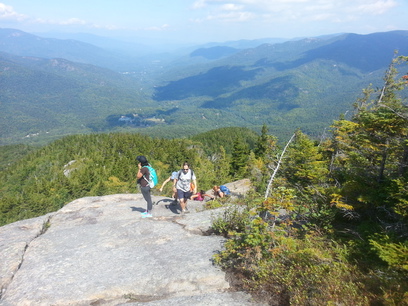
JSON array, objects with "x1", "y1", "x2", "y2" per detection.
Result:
[
  {"x1": 192, "y1": 179, "x2": 197, "y2": 194},
  {"x1": 159, "y1": 176, "x2": 171, "y2": 192},
  {"x1": 136, "y1": 163, "x2": 143, "y2": 179}
]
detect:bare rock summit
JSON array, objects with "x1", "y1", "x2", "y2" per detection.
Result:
[{"x1": 0, "y1": 179, "x2": 261, "y2": 305}]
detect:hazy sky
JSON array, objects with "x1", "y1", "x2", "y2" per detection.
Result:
[{"x1": 1, "y1": 0, "x2": 407, "y2": 44}]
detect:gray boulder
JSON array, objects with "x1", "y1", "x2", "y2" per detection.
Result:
[{"x1": 0, "y1": 180, "x2": 263, "y2": 305}]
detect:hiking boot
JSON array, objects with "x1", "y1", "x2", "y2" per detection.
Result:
[{"x1": 142, "y1": 213, "x2": 153, "y2": 218}]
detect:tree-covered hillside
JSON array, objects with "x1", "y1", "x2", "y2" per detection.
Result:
[
  {"x1": 0, "y1": 52, "x2": 153, "y2": 145},
  {"x1": 0, "y1": 28, "x2": 144, "y2": 71},
  {"x1": 0, "y1": 126, "x2": 259, "y2": 226},
  {"x1": 153, "y1": 31, "x2": 408, "y2": 140},
  {"x1": 1, "y1": 29, "x2": 408, "y2": 149}
]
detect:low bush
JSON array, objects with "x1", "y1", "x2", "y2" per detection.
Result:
[{"x1": 212, "y1": 202, "x2": 408, "y2": 305}]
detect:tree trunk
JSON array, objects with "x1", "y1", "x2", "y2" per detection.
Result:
[{"x1": 265, "y1": 133, "x2": 296, "y2": 199}]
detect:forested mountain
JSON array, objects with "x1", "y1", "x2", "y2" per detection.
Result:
[
  {"x1": 1, "y1": 28, "x2": 408, "y2": 145},
  {"x1": 0, "y1": 51, "x2": 154, "y2": 145},
  {"x1": 0, "y1": 28, "x2": 145, "y2": 71},
  {"x1": 153, "y1": 31, "x2": 408, "y2": 139}
]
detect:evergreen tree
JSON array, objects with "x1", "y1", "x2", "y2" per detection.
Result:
[
  {"x1": 213, "y1": 146, "x2": 232, "y2": 184},
  {"x1": 254, "y1": 124, "x2": 269, "y2": 159},
  {"x1": 230, "y1": 137, "x2": 250, "y2": 179},
  {"x1": 283, "y1": 130, "x2": 329, "y2": 188},
  {"x1": 329, "y1": 55, "x2": 408, "y2": 208}
]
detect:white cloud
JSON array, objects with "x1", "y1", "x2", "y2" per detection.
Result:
[
  {"x1": 190, "y1": 0, "x2": 399, "y2": 24},
  {"x1": 220, "y1": 4, "x2": 244, "y2": 11},
  {"x1": 215, "y1": 11, "x2": 254, "y2": 21},
  {"x1": 355, "y1": 0, "x2": 397, "y2": 15},
  {"x1": 192, "y1": 0, "x2": 208, "y2": 9},
  {"x1": 29, "y1": 17, "x2": 89, "y2": 27},
  {"x1": 60, "y1": 18, "x2": 87, "y2": 26},
  {"x1": 0, "y1": 3, "x2": 26, "y2": 21},
  {"x1": 144, "y1": 24, "x2": 170, "y2": 31}
]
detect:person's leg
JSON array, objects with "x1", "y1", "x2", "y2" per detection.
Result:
[
  {"x1": 172, "y1": 190, "x2": 178, "y2": 204},
  {"x1": 184, "y1": 191, "x2": 193, "y2": 211},
  {"x1": 177, "y1": 189, "x2": 187, "y2": 212},
  {"x1": 141, "y1": 186, "x2": 153, "y2": 213},
  {"x1": 179, "y1": 198, "x2": 186, "y2": 211}
]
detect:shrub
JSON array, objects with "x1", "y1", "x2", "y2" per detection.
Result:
[
  {"x1": 211, "y1": 204, "x2": 253, "y2": 236},
  {"x1": 214, "y1": 224, "x2": 371, "y2": 305}
]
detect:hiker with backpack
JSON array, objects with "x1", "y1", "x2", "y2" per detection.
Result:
[
  {"x1": 136, "y1": 155, "x2": 157, "y2": 218},
  {"x1": 190, "y1": 190, "x2": 214, "y2": 201},
  {"x1": 174, "y1": 162, "x2": 197, "y2": 214},
  {"x1": 159, "y1": 171, "x2": 179, "y2": 205},
  {"x1": 212, "y1": 185, "x2": 231, "y2": 198}
]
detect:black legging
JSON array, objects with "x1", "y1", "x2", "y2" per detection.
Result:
[{"x1": 140, "y1": 185, "x2": 153, "y2": 211}]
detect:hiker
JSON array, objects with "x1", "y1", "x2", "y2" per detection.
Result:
[
  {"x1": 174, "y1": 162, "x2": 197, "y2": 214},
  {"x1": 159, "y1": 171, "x2": 179, "y2": 205},
  {"x1": 136, "y1": 155, "x2": 154, "y2": 218},
  {"x1": 190, "y1": 190, "x2": 213, "y2": 201},
  {"x1": 212, "y1": 185, "x2": 231, "y2": 198}
]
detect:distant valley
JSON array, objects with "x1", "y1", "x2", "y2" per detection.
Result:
[{"x1": 1, "y1": 28, "x2": 408, "y2": 145}]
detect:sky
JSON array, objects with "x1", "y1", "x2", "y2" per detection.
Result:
[{"x1": 0, "y1": 0, "x2": 407, "y2": 45}]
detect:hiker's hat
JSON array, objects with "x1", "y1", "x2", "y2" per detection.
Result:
[{"x1": 136, "y1": 155, "x2": 147, "y2": 164}]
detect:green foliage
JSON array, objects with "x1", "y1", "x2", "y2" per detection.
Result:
[
  {"x1": 211, "y1": 199, "x2": 257, "y2": 236},
  {"x1": 254, "y1": 124, "x2": 269, "y2": 159},
  {"x1": 370, "y1": 235, "x2": 408, "y2": 271},
  {"x1": 230, "y1": 137, "x2": 250, "y2": 179},
  {"x1": 214, "y1": 215, "x2": 370, "y2": 305},
  {"x1": 328, "y1": 55, "x2": 408, "y2": 209},
  {"x1": 0, "y1": 144, "x2": 37, "y2": 171},
  {"x1": 213, "y1": 216, "x2": 273, "y2": 268},
  {"x1": 261, "y1": 186, "x2": 297, "y2": 218},
  {"x1": 0, "y1": 130, "x2": 240, "y2": 226},
  {"x1": 189, "y1": 126, "x2": 258, "y2": 155},
  {"x1": 283, "y1": 130, "x2": 329, "y2": 187},
  {"x1": 211, "y1": 57, "x2": 408, "y2": 305},
  {"x1": 204, "y1": 199, "x2": 223, "y2": 210},
  {"x1": 387, "y1": 178, "x2": 408, "y2": 218}
]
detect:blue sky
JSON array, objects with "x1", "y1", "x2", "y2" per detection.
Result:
[{"x1": 1, "y1": 0, "x2": 407, "y2": 44}]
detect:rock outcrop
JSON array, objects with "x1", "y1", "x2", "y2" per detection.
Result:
[{"x1": 0, "y1": 179, "x2": 261, "y2": 305}]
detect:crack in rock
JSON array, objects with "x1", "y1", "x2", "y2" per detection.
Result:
[{"x1": 0, "y1": 213, "x2": 54, "y2": 300}]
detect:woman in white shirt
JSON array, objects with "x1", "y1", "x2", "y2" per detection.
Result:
[{"x1": 174, "y1": 162, "x2": 197, "y2": 214}]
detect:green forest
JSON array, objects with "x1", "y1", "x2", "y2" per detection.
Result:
[{"x1": 1, "y1": 56, "x2": 407, "y2": 305}]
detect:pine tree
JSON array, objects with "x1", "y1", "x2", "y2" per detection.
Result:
[
  {"x1": 283, "y1": 130, "x2": 328, "y2": 188},
  {"x1": 254, "y1": 124, "x2": 269, "y2": 159},
  {"x1": 230, "y1": 137, "x2": 250, "y2": 179},
  {"x1": 328, "y1": 55, "x2": 408, "y2": 207}
]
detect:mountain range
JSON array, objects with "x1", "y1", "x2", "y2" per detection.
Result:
[{"x1": 1, "y1": 28, "x2": 408, "y2": 145}]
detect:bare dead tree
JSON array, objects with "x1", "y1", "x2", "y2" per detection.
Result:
[{"x1": 264, "y1": 133, "x2": 296, "y2": 200}]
